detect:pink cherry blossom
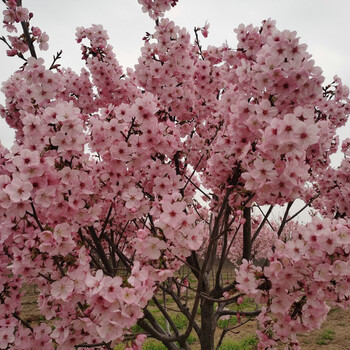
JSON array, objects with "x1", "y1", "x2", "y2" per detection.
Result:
[
  {"x1": 4, "y1": 177, "x2": 33, "y2": 202},
  {"x1": 51, "y1": 277, "x2": 74, "y2": 301},
  {"x1": 1, "y1": 0, "x2": 350, "y2": 349}
]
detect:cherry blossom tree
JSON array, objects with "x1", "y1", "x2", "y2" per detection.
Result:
[{"x1": 1, "y1": 0, "x2": 350, "y2": 349}]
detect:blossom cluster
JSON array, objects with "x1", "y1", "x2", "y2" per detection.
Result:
[
  {"x1": 0, "y1": 0, "x2": 349, "y2": 348},
  {"x1": 223, "y1": 214, "x2": 299, "y2": 264},
  {"x1": 2, "y1": 0, "x2": 49, "y2": 56},
  {"x1": 313, "y1": 137, "x2": 350, "y2": 219},
  {"x1": 236, "y1": 218, "x2": 350, "y2": 349},
  {"x1": 138, "y1": 0, "x2": 179, "y2": 20}
]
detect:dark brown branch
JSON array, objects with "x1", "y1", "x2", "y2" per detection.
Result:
[
  {"x1": 0, "y1": 35, "x2": 26, "y2": 61},
  {"x1": 120, "y1": 117, "x2": 136, "y2": 142},
  {"x1": 75, "y1": 342, "x2": 111, "y2": 349},
  {"x1": 38, "y1": 272, "x2": 54, "y2": 283},
  {"x1": 194, "y1": 27, "x2": 204, "y2": 60},
  {"x1": 0, "y1": 35, "x2": 12, "y2": 49},
  {"x1": 256, "y1": 204, "x2": 275, "y2": 231},
  {"x1": 16, "y1": 0, "x2": 37, "y2": 58},
  {"x1": 28, "y1": 201, "x2": 44, "y2": 231},
  {"x1": 151, "y1": 296, "x2": 179, "y2": 337},
  {"x1": 200, "y1": 292, "x2": 243, "y2": 304},
  {"x1": 101, "y1": 205, "x2": 113, "y2": 237},
  {"x1": 182, "y1": 155, "x2": 204, "y2": 193},
  {"x1": 286, "y1": 194, "x2": 320, "y2": 223},
  {"x1": 184, "y1": 174, "x2": 211, "y2": 199},
  {"x1": 138, "y1": 309, "x2": 181, "y2": 346},
  {"x1": 109, "y1": 230, "x2": 117, "y2": 273},
  {"x1": 251, "y1": 205, "x2": 274, "y2": 244},
  {"x1": 218, "y1": 309, "x2": 261, "y2": 317},
  {"x1": 115, "y1": 246, "x2": 132, "y2": 272},
  {"x1": 181, "y1": 183, "x2": 236, "y2": 341},
  {"x1": 173, "y1": 151, "x2": 182, "y2": 176},
  {"x1": 87, "y1": 226, "x2": 113, "y2": 275},
  {"x1": 156, "y1": 282, "x2": 201, "y2": 337},
  {"x1": 13, "y1": 312, "x2": 33, "y2": 331},
  {"x1": 242, "y1": 207, "x2": 252, "y2": 261},
  {"x1": 53, "y1": 256, "x2": 65, "y2": 276},
  {"x1": 214, "y1": 203, "x2": 232, "y2": 291},
  {"x1": 276, "y1": 201, "x2": 293, "y2": 238},
  {"x1": 192, "y1": 199, "x2": 209, "y2": 224},
  {"x1": 21, "y1": 21, "x2": 37, "y2": 58},
  {"x1": 49, "y1": 50, "x2": 62, "y2": 70},
  {"x1": 78, "y1": 229, "x2": 105, "y2": 271}
]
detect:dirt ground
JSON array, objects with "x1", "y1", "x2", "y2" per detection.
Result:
[
  {"x1": 21, "y1": 285, "x2": 350, "y2": 349},
  {"x1": 226, "y1": 306, "x2": 350, "y2": 349},
  {"x1": 295, "y1": 307, "x2": 350, "y2": 350},
  {"x1": 215, "y1": 305, "x2": 350, "y2": 350}
]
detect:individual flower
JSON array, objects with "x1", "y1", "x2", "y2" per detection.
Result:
[
  {"x1": 51, "y1": 277, "x2": 74, "y2": 301},
  {"x1": 4, "y1": 177, "x2": 33, "y2": 202}
]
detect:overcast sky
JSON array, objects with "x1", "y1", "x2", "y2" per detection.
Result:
[{"x1": 0, "y1": 0, "x2": 349, "y2": 164}]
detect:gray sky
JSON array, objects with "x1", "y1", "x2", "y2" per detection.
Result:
[{"x1": 1, "y1": 0, "x2": 349, "y2": 163}]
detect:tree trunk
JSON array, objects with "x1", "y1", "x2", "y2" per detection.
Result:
[{"x1": 200, "y1": 299, "x2": 215, "y2": 350}]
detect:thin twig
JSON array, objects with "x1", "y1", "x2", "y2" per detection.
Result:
[
  {"x1": 75, "y1": 342, "x2": 111, "y2": 349},
  {"x1": 194, "y1": 27, "x2": 204, "y2": 60},
  {"x1": 252, "y1": 205, "x2": 274, "y2": 244},
  {"x1": 286, "y1": 193, "x2": 320, "y2": 222},
  {"x1": 53, "y1": 256, "x2": 65, "y2": 276},
  {"x1": 29, "y1": 201, "x2": 44, "y2": 231},
  {"x1": 16, "y1": 0, "x2": 37, "y2": 58},
  {"x1": 184, "y1": 173, "x2": 211, "y2": 199},
  {"x1": 218, "y1": 309, "x2": 261, "y2": 317},
  {"x1": 276, "y1": 201, "x2": 293, "y2": 238},
  {"x1": 13, "y1": 312, "x2": 33, "y2": 331},
  {"x1": 49, "y1": 50, "x2": 62, "y2": 70}
]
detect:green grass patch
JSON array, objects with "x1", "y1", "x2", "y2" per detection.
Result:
[
  {"x1": 315, "y1": 329, "x2": 335, "y2": 345},
  {"x1": 139, "y1": 334, "x2": 197, "y2": 350},
  {"x1": 219, "y1": 335, "x2": 258, "y2": 350},
  {"x1": 173, "y1": 313, "x2": 188, "y2": 330},
  {"x1": 229, "y1": 297, "x2": 257, "y2": 312},
  {"x1": 142, "y1": 340, "x2": 167, "y2": 350},
  {"x1": 130, "y1": 324, "x2": 143, "y2": 333},
  {"x1": 186, "y1": 333, "x2": 197, "y2": 345},
  {"x1": 217, "y1": 316, "x2": 238, "y2": 329}
]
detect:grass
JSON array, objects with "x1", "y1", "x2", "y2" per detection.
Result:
[
  {"x1": 138, "y1": 333, "x2": 197, "y2": 350},
  {"x1": 219, "y1": 335, "x2": 258, "y2": 350},
  {"x1": 117, "y1": 334, "x2": 257, "y2": 350},
  {"x1": 142, "y1": 341, "x2": 167, "y2": 350},
  {"x1": 217, "y1": 316, "x2": 238, "y2": 329},
  {"x1": 172, "y1": 313, "x2": 189, "y2": 330},
  {"x1": 315, "y1": 329, "x2": 335, "y2": 345}
]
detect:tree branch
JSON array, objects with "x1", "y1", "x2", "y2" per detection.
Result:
[
  {"x1": 218, "y1": 309, "x2": 261, "y2": 317},
  {"x1": 276, "y1": 201, "x2": 293, "y2": 238},
  {"x1": 242, "y1": 207, "x2": 252, "y2": 261},
  {"x1": 75, "y1": 342, "x2": 111, "y2": 349},
  {"x1": 286, "y1": 194, "x2": 320, "y2": 223},
  {"x1": 151, "y1": 295, "x2": 179, "y2": 337},
  {"x1": 13, "y1": 312, "x2": 33, "y2": 332},
  {"x1": 251, "y1": 205, "x2": 274, "y2": 244},
  {"x1": 28, "y1": 201, "x2": 44, "y2": 231},
  {"x1": 87, "y1": 226, "x2": 113, "y2": 275},
  {"x1": 16, "y1": 0, "x2": 37, "y2": 58}
]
